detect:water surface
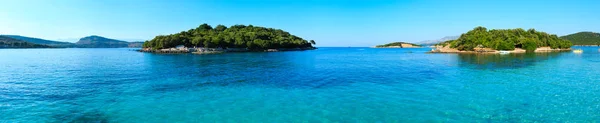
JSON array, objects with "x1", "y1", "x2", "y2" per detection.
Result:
[{"x1": 1, "y1": 47, "x2": 600, "y2": 122}]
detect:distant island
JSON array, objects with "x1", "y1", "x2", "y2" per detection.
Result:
[
  {"x1": 75, "y1": 35, "x2": 143, "y2": 48},
  {"x1": 3, "y1": 35, "x2": 75, "y2": 47},
  {"x1": 141, "y1": 24, "x2": 316, "y2": 53},
  {"x1": 374, "y1": 42, "x2": 421, "y2": 48},
  {"x1": 432, "y1": 27, "x2": 573, "y2": 53},
  {"x1": 0, "y1": 36, "x2": 53, "y2": 48},
  {"x1": 560, "y1": 32, "x2": 600, "y2": 46},
  {"x1": 0, "y1": 35, "x2": 144, "y2": 48}
]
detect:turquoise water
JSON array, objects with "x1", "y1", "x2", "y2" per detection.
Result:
[{"x1": 1, "y1": 47, "x2": 600, "y2": 122}]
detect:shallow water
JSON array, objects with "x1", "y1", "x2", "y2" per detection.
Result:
[{"x1": 1, "y1": 47, "x2": 600, "y2": 122}]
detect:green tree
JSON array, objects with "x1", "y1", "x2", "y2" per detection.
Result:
[{"x1": 215, "y1": 25, "x2": 227, "y2": 32}]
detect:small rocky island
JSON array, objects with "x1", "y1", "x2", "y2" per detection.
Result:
[
  {"x1": 140, "y1": 24, "x2": 316, "y2": 54},
  {"x1": 374, "y1": 42, "x2": 421, "y2": 48},
  {"x1": 432, "y1": 27, "x2": 572, "y2": 53}
]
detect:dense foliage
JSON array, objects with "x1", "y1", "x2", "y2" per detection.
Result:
[
  {"x1": 446, "y1": 27, "x2": 572, "y2": 51},
  {"x1": 0, "y1": 36, "x2": 52, "y2": 48},
  {"x1": 560, "y1": 32, "x2": 600, "y2": 45},
  {"x1": 375, "y1": 42, "x2": 420, "y2": 48},
  {"x1": 142, "y1": 24, "x2": 315, "y2": 50}
]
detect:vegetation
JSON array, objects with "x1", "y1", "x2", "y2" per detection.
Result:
[
  {"x1": 445, "y1": 26, "x2": 572, "y2": 52},
  {"x1": 142, "y1": 24, "x2": 315, "y2": 50},
  {"x1": 0, "y1": 36, "x2": 52, "y2": 48},
  {"x1": 560, "y1": 32, "x2": 600, "y2": 45},
  {"x1": 375, "y1": 42, "x2": 420, "y2": 48}
]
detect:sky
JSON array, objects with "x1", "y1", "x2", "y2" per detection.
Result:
[{"x1": 0, "y1": 0, "x2": 598, "y2": 46}]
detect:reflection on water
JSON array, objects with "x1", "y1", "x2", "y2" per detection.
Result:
[{"x1": 457, "y1": 52, "x2": 567, "y2": 69}]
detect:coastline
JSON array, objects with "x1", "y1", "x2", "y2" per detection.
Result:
[
  {"x1": 430, "y1": 45, "x2": 571, "y2": 54},
  {"x1": 139, "y1": 47, "x2": 317, "y2": 54}
]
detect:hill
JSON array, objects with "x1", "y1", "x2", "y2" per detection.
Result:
[
  {"x1": 0, "y1": 36, "x2": 52, "y2": 48},
  {"x1": 142, "y1": 24, "x2": 315, "y2": 50},
  {"x1": 375, "y1": 42, "x2": 421, "y2": 48},
  {"x1": 1, "y1": 35, "x2": 75, "y2": 47},
  {"x1": 76, "y1": 35, "x2": 131, "y2": 48},
  {"x1": 560, "y1": 32, "x2": 600, "y2": 45}
]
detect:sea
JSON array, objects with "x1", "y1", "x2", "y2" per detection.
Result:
[{"x1": 1, "y1": 46, "x2": 599, "y2": 122}]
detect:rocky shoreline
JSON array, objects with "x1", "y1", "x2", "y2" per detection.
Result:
[
  {"x1": 139, "y1": 47, "x2": 317, "y2": 54},
  {"x1": 429, "y1": 45, "x2": 571, "y2": 54}
]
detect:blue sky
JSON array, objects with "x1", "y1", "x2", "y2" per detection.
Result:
[{"x1": 0, "y1": 0, "x2": 598, "y2": 46}]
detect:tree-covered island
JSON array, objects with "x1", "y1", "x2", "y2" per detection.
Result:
[
  {"x1": 141, "y1": 24, "x2": 316, "y2": 54},
  {"x1": 432, "y1": 26, "x2": 572, "y2": 53},
  {"x1": 374, "y1": 42, "x2": 421, "y2": 48}
]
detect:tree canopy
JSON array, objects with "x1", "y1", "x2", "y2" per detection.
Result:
[
  {"x1": 445, "y1": 27, "x2": 572, "y2": 51},
  {"x1": 142, "y1": 24, "x2": 315, "y2": 50},
  {"x1": 560, "y1": 32, "x2": 600, "y2": 45}
]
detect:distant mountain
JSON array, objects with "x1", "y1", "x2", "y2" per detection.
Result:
[
  {"x1": 417, "y1": 36, "x2": 459, "y2": 45},
  {"x1": 560, "y1": 32, "x2": 600, "y2": 45},
  {"x1": 0, "y1": 36, "x2": 52, "y2": 48},
  {"x1": 128, "y1": 42, "x2": 144, "y2": 48},
  {"x1": 76, "y1": 35, "x2": 134, "y2": 48},
  {"x1": 1, "y1": 35, "x2": 76, "y2": 47}
]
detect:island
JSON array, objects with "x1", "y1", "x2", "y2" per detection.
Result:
[
  {"x1": 140, "y1": 24, "x2": 316, "y2": 54},
  {"x1": 432, "y1": 27, "x2": 573, "y2": 53},
  {"x1": 560, "y1": 32, "x2": 600, "y2": 46},
  {"x1": 374, "y1": 42, "x2": 421, "y2": 48},
  {"x1": 76, "y1": 35, "x2": 143, "y2": 48}
]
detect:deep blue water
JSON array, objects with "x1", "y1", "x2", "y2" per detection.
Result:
[{"x1": 1, "y1": 47, "x2": 600, "y2": 122}]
